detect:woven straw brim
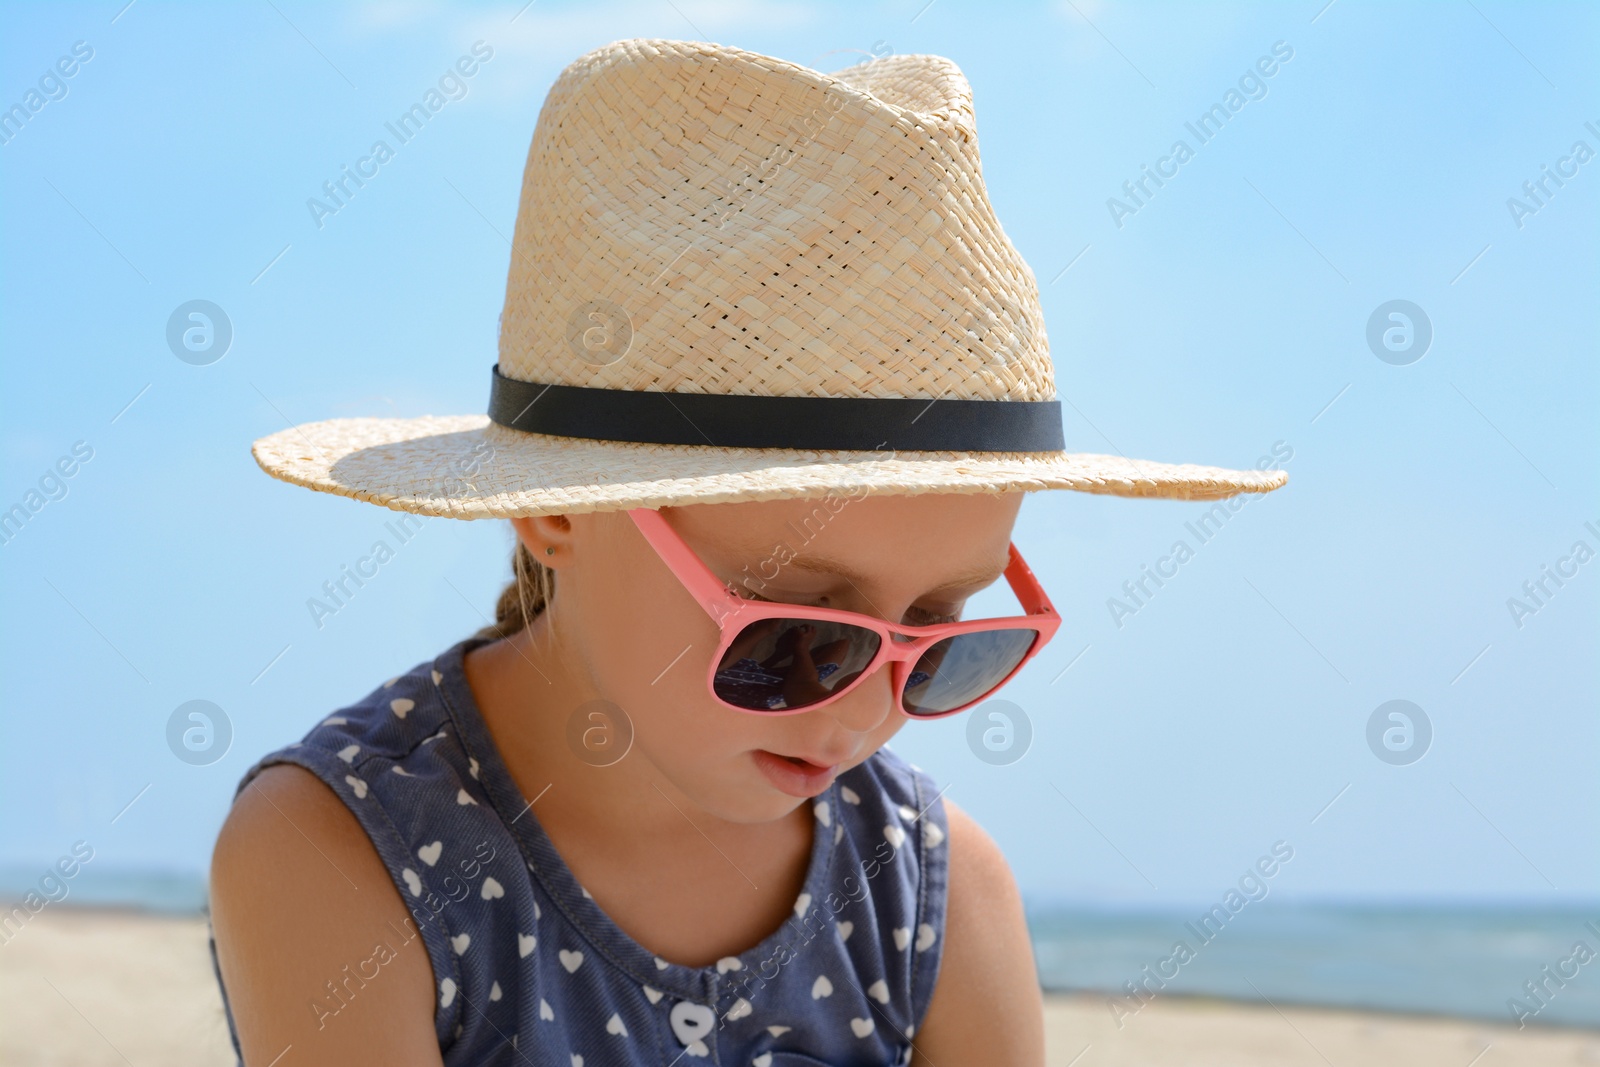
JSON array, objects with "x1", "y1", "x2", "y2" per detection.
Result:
[{"x1": 251, "y1": 416, "x2": 1288, "y2": 519}]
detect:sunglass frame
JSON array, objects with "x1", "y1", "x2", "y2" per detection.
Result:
[{"x1": 626, "y1": 507, "x2": 1062, "y2": 719}]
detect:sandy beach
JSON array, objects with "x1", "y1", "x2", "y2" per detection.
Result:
[{"x1": 4, "y1": 908, "x2": 1598, "y2": 1066}]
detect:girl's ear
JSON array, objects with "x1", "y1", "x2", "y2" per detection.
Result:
[{"x1": 510, "y1": 514, "x2": 573, "y2": 562}]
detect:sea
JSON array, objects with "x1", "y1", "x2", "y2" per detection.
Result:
[
  {"x1": 1030, "y1": 900, "x2": 1600, "y2": 1030},
  {"x1": 6, "y1": 867, "x2": 1598, "y2": 1029}
]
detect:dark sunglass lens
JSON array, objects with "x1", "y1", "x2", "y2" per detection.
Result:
[
  {"x1": 713, "y1": 618, "x2": 882, "y2": 712},
  {"x1": 900, "y1": 629, "x2": 1038, "y2": 717}
]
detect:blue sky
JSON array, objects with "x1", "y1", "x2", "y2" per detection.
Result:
[{"x1": 2, "y1": 0, "x2": 1595, "y2": 908}]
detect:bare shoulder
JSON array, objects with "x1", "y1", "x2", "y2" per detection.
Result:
[
  {"x1": 911, "y1": 798, "x2": 1044, "y2": 1067},
  {"x1": 210, "y1": 763, "x2": 442, "y2": 1066}
]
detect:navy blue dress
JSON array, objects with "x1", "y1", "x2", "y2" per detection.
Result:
[{"x1": 211, "y1": 635, "x2": 950, "y2": 1066}]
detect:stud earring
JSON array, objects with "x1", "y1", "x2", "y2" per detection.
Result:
[{"x1": 545, "y1": 546, "x2": 555, "y2": 556}]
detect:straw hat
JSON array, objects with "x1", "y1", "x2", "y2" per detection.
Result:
[{"x1": 253, "y1": 38, "x2": 1287, "y2": 517}]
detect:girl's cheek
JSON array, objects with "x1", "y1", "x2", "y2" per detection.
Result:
[
  {"x1": 870, "y1": 714, "x2": 907, "y2": 750},
  {"x1": 837, "y1": 718, "x2": 906, "y2": 773},
  {"x1": 632, "y1": 687, "x2": 750, "y2": 765}
]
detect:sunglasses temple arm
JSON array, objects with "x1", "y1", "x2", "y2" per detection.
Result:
[
  {"x1": 1003, "y1": 543, "x2": 1056, "y2": 617},
  {"x1": 627, "y1": 507, "x2": 751, "y2": 627}
]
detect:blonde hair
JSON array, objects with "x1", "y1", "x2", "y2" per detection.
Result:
[{"x1": 471, "y1": 541, "x2": 556, "y2": 642}]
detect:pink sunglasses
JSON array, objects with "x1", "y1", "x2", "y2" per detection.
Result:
[{"x1": 627, "y1": 507, "x2": 1061, "y2": 719}]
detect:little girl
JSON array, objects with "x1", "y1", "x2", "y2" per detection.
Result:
[{"x1": 210, "y1": 38, "x2": 1284, "y2": 1067}]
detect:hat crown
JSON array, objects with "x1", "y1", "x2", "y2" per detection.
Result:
[{"x1": 496, "y1": 38, "x2": 1054, "y2": 404}]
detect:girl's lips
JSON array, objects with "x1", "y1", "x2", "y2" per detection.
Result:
[{"x1": 751, "y1": 749, "x2": 839, "y2": 798}]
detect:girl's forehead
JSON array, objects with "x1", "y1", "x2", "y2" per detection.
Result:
[
  {"x1": 674, "y1": 489, "x2": 1024, "y2": 531},
  {"x1": 659, "y1": 492, "x2": 1020, "y2": 589},
  {"x1": 760, "y1": 546, "x2": 1009, "y2": 593}
]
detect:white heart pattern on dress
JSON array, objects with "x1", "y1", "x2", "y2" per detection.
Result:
[
  {"x1": 754, "y1": 1055, "x2": 772, "y2": 1067},
  {"x1": 439, "y1": 978, "x2": 456, "y2": 1008},
  {"x1": 321, "y1": 716, "x2": 348, "y2": 726},
  {"x1": 384, "y1": 676, "x2": 399, "y2": 688},
  {"x1": 431, "y1": 669, "x2": 443, "y2": 686},
  {"x1": 834, "y1": 822, "x2": 844, "y2": 845},
  {"x1": 570, "y1": 1056, "x2": 582, "y2": 1067},
  {"x1": 867, "y1": 979, "x2": 890, "y2": 1004},
  {"x1": 915, "y1": 923, "x2": 936, "y2": 951},
  {"x1": 811, "y1": 975, "x2": 833, "y2": 999},
  {"x1": 716, "y1": 956, "x2": 743, "y2": 974},
  {"x1": 480, "y1": 877, "x2": 505, "y2": 901},
  {"x1": 814, "y1": 800, "x2": 830, "y2": 827},
  {"x1": 654, "y1": 956, "x2": 670, "y2": 971},
  {"x1": 390, "y1": 698, "x2": 414, "y2": 718},
  {"x1": 670, "y1": 1001, "x2": 716, "y2": 1046},
  {"x1": 898, "y1": 804, "x2": 917, "y2": 822},
  {"x1": 767, "y1": 1025, "x2": 791, "y2": 1037},
  {"x1": 924, "y1": 820, "x2": 945, "y2": 848},
  {"x1": 884, "y1": 824, "x2": 906, "y2": 848},
  {"x1": 724, "y1": 998, "x2": 752, "y2": 1021},
  {"x1": 540, "y1": 998, "x2": 555, "y2": 1021},
  {"x1": 344, "y1": 775, "x2": 368, "y2": 799},
  {"x1": 451, "y1": 933, "x2": 471, "y2": 955},
  {"x1": 559, "y1": 949, "x2": 584, "y2": 973},
  {"x1": 793, "y1": 893, "x2": 812, "y2": 920},
  {"x1": 489, "y1": 980, "x2": 503, "y2": 1002},
  {"x1": 850, "y1": 1017, "x2": 875, "y2": 1038},
  {"x1": 392, "y1": 766, "x2": 413, "y2": 776},
  {"x1": 836, "y1": 921, "x2": 853, "y2": 942},
  {"x1": 337, "y1": 744, "x2": 360, "y2": 763},
  {"x1": 643, "y1": 985, "x2": 663, "y2": 1004},
  {"x1": 840, "y1": 785, "x2": 861, "y2": 805},
  {"x1": 418, "y1": 841, "x2": 443, "y2": 867},
  {"x1": 402, "y1": 868, "x2": 422, "y2": 897},
  {"x1": 606, "y1": 1012, "x2": 628, "y2": 1036},
  {"x1": 518, "y1": 933, "x2": 536, "y2": 958},
  {"x1": 893, "y1": 927, "x2": 911, "y2": 951},
  {"x1": 457, "y1": 789, "x2": 478, "y2": 806}
]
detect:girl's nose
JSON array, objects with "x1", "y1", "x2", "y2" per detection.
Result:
[{"x1": 819, "y1": 656, "x2": 897, "y2": 734}]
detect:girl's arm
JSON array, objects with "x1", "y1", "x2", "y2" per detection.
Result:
[
  {"x1": 910, "y1": 799, "x2": 1046, "y2": 1066},
  {"x1": 210, "y1": 764, "x2": 444, "y2": 1066}
]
